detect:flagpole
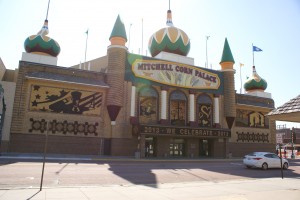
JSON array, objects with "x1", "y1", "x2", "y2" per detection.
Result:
[
  {"x1": 45, "y1": 0, "x2": 50, "y2": 20},
  {"x1": 84, "y1": 29, "x2": 89, "y2": 70},
  {"x1": 128, "y1": 23, "x2": 132, "y2": 51},
  {"x1": 141, "y1": 18, "x2": 143, "y2": 55},
  {"x1": 240, "y1": 64, "x2": 242, "y2": 94},
  {"x1": 205, "y1": 36, "x2": 210, "y2": 68},
  {"x1": 252, "y1": 43, "x2": 254, "y2": 66}
]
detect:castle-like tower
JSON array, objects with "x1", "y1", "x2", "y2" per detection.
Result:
[
  {"x1": 106, "y1": 15, "x2": 128, "y2": 154},
  {"x1": 219, "y1": 38, "x2": 236, "y2": 129},
  {"x1": 106, "y1": 15, "x2": 128, "y2": 125}
]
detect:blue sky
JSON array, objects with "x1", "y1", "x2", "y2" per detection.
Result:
[{"x1": 0, "y1": 0, "x2": 299, "y2": 127}]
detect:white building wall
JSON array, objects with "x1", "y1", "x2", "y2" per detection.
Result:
[{"x1": 0, "y1": 81, "x2": 16, "y2": 141}]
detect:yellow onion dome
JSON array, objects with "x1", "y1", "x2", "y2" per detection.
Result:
[
  {"x1": 24, "y1": 20, "x2": 60, "y2": 57},
  {"x1": 148, "y1": 10, "x2": 190, "y2": 57}
]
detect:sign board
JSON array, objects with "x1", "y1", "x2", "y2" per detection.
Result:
[
  {"x1": 139, "y1": 125, "x2": 231, "y2": 138},
  {"x1": 276, "y1": 133, "x2": 284, "y2": 144},
  {"x1": 132, "y1": 59, "x2": 220, "y2": 89},
  {"x1": 125, "y1": 53, "x2": 224, "y2": 94}
]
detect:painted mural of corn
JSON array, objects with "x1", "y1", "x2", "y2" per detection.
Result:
[{"x1": 158, "y1": 71, "x2": 200, "y2": 87}]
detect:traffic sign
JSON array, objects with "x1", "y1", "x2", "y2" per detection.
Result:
[{"x1": 276, "y1": 133, "x2": 283, "y2": 144}]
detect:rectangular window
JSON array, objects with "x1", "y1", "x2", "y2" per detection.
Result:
[
  {"x1": 170, "y1": 100, "x2": 186, "y2": 126},
  {"x1": 139, "y1": 97, "x2": 157, "y2": 124}
]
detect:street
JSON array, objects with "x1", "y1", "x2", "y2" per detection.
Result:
[{"x1": 0, "y1": 157, "x2": 300, "y2": 189}]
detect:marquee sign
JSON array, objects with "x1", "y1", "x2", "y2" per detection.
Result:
[
  {"x1": 126, "y1": 54, "x2": 224, "y2": 93},
  {"x1": 139, "y1": 125, "x2": 231, "y2": 138},
  {"x1": 130, "y1": 58, "x2": 221, "y2": 90}
]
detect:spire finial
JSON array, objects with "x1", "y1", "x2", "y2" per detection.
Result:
[
  {"x1": 166, "y1": 0, "x2": 173, "y2": 26},
  {"x1": 45, "y1": 0, "x2": 51, "y2": 20},
  {"x1": 252, "y1": 66, "x2": 256, "y2": 73}
]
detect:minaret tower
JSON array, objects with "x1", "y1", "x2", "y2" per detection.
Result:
[
  {"x1": 219, "y1": 38, "x2": 236, "y2": 129},
  {"x1": 106, "y1": 15, "x2": 128, "y2": 125}
]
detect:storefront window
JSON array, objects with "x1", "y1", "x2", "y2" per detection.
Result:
[
  {"x1": 197, "y1": 94, "x2": 213, "y2": 127},
  {"x1": 170, "y1": 91, "x2": 187, "y2": 126},
  {"x1": 138, "y1": 87, "x2": 158, "y2": 124}
]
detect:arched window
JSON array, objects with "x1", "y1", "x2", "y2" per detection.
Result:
[
  {"x1": 197, "y1": 94, "x2": 213, "y2": 127},
  {"x1": 138, "y1": 87, "x2": 158, "y2": 124},
  {"x1": 170, "y1": 90, "x2": 187, "y2": 126}
]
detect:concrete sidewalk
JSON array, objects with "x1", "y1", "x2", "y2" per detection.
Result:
[{"x1": 0, "y1": 178, "x2": 299, "y2": 200}]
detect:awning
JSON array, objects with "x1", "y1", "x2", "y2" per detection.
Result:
[{"x1": 267, "y1": 94, "x2": 300, "y2": 123}]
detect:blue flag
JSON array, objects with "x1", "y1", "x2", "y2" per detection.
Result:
[{"x1": 253, "y1": 46, "x2": 262, "y2": 52}]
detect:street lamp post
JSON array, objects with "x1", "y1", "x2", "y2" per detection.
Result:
[
  {"x1": 291, "y1": 127, "x2": 295, "y2": 159},
  {"x1": 40, "y1": 120, "x2": 49, "y2": 191}
]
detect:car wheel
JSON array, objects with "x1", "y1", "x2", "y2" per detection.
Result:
[
  {"x1": 283, "y1": 162, "x2": 289, "y2": 170},
  {"x1": 262, "y1": 162, "x2": 268, "y2": 170},
  {"x1": 246, "y1": 165, "x2": 251, "y2": 169}
]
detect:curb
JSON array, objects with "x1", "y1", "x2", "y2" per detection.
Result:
[{"x1": 0, "y1": 154, "x2": 243, "y2": 162}]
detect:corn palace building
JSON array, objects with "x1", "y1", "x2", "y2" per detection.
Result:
[{"x1": 0, "y1": 9, "x2": 276, "y2": 158}]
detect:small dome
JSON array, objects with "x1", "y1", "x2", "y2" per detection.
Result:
[
  {"x1": 244, "y1": 66, "x2": 267, "y2": 92},
  {"x1": 148, "y1": 10, "x2": 190, "y2": 57},
  {"x1": 24, "y1": 20, "x2": 60, "y2": 57}
]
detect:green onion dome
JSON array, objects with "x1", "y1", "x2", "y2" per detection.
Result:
[
  {"x1": 244, "y1": 66, "x2": 268, "y2": 92},
  {"x1": 24, "y1": 20, "x2": 60, "y2": 57},
  {"x1": 148, "y1": 10, "x2": 190, "y2": 57}
]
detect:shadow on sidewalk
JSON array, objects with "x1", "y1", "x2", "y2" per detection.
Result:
[{"x1": 26, "y1": 190, "x2": 40, "y2": 200}]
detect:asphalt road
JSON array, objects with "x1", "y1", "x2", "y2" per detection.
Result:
[{"x1": 0, "y1": 158, "x2": 299, "y2": 189}]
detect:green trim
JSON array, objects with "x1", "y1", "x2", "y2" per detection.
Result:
[
  {"x1": 220, "y1": 38, "x2": 235, "y2": 64},
  {"x1": 109, "y1": 15, "x2": 127, "y2": 41}
]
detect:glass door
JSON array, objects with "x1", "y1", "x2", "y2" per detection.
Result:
[
  {"x1": 145, "y1": 137, "x2": 156, "y2": 157},
  {"x1": 199, "y1": 139, "x2": 210, "y2": 157},
  {"x1": 170, "y1": 138, "x2": 185, "y2": 157}
]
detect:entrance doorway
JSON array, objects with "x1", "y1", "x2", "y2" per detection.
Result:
[
  {"x1": 169, "y1": 138, "x2": 185, "y2": 157},
  {"x1": 145, "y1": 137, "x2": 156, "y2": 157},
  {"x1": 199, "y1": 139, "x2": 212, "y2": 157}
]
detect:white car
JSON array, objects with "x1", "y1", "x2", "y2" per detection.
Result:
[{"x1": 243, "y1": 152, "x2": 289, "y2": 170}]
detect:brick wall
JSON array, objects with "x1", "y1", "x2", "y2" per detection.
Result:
[{"x1": 9, "y1": 133, "x2": 102, "y2": 155}]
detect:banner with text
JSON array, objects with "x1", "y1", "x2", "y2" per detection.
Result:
[
  {"x1": 126, "y1": 54, "x2": 223, "y2": 92},
  {"x1": 139, "y1": 125, "x2": 231, "y2": 138}
]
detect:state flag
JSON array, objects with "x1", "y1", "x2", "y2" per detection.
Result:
[{"x1": 253, "y1": 46, "x2": 262, "y2": 52}]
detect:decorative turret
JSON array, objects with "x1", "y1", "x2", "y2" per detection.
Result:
[
  {"x1": 106, "y1": 15, "x2": 127, "y2": 126},
  {"x1": 220, "y1": 38, "x2": 236, "y2": 129},
  {"x1": 148, "y1": 9, "x2": 190, "y2": 57},
  {"x1": 109, "y1": 15, "x2": 127, "y2": 46},
  {"x1": 244, "y1": 66, "x2": 267, "y2": 92},
  {"x1": 24, "y1": 20, "x2": 60, "y2": 57},
  {"x1": 220, "y1": 38, "x2": 235, "y2": 70}
]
